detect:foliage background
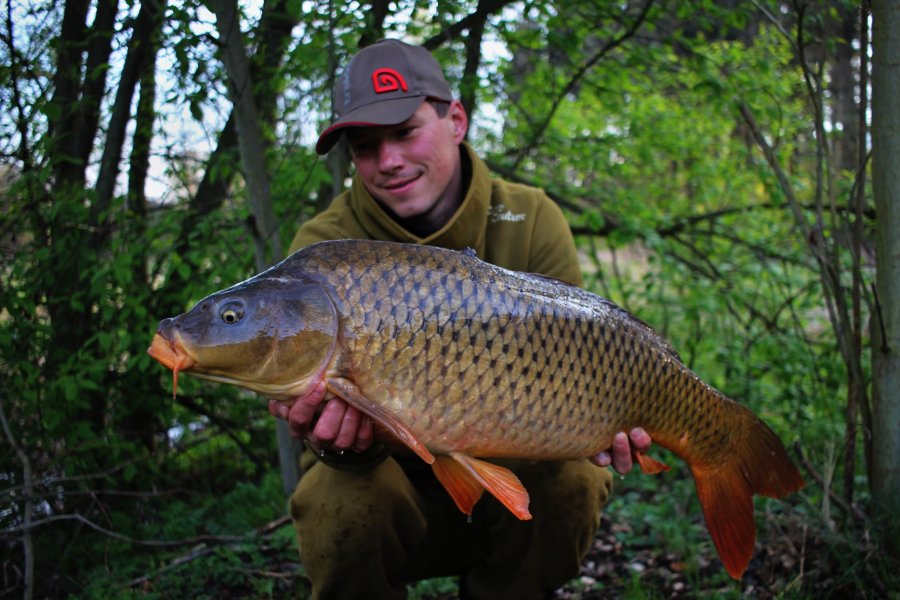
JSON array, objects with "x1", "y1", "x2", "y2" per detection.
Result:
[{"x1": 1, "y1": 0, "x2": 894, "y2": 597}]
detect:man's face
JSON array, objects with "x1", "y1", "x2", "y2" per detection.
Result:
[{"x1": 346, "y1": 100, "x2": 468, "y2": 228}]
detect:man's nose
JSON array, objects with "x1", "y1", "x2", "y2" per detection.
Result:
[{"x1": 377, "y1": 140, "x2": 402, "y2": 171}]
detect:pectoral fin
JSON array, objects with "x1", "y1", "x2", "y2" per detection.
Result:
[
  {"x1": 326, "y1": 377, "x2": 434, "y2": 464},
  {"x1": 433, "y1": 453, "x2": 532, "y2": 520}
]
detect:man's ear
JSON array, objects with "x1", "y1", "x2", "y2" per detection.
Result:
[{"x1": 448, "y1": 100, "x2": 469, "y2": 143}]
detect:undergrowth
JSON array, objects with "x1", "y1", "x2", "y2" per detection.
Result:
[{"x1": 56, "y1": 446, "x2": 898, "y2": 600}]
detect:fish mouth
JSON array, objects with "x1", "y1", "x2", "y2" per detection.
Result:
[{"x1": 147, "y1": 333, "x2": 197, "y2": 398}]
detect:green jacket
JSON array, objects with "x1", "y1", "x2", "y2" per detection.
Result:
[{"x1": 289, "y1": 142, "x2": 583, "y2": 287}]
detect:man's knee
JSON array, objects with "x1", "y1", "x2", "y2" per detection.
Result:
[{"x1": 289, "y1": 457, "x2": 428, "y2": 598}]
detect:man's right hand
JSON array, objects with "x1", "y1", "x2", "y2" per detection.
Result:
[{"x1": 268, "y1": 381, "x2": 375, "y2": 453}]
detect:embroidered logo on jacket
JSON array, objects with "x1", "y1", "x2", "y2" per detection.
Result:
[{"x1": 489, "y1": 204, "x2": 527, "y2": 223}]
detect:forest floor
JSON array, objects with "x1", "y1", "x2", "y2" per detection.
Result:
[{"x1": 64, "y1": 462, "x2": 897, "y2": 600}]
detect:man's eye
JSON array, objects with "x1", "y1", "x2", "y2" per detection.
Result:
[{"x1": 351, "y1": 142, "x2": 375, "y2": 156}]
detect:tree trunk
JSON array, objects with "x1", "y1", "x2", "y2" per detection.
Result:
[
  {"x1": 152, "y1": 0, "x2": 300, "y2": 341},
  {"x1": 44, "y1": 0, "x2": 120, "y2": 435},
  {"x1": 47, "y1": 0, "x2": 91, "y2": 189},
  {"x1": 460, "y1": 1, "x2": 488, "y2": 124},
  {"x1": 188, "y1": 0, "x2": 299, "y2": 219},
  {"x1": 212, "y1": 0, "x2": 294, "y2": 495},
  {"x1": 212, "y1": 0, "x2": 281, "y2": 266},
  {"x1": 870, "y1": 0, "x2": 900, "y2": 553},
  {"x1": 121, "y1": 0, "x2": 165, "y2": 453},
  {"x1": 827, "y1": 1, "x2": 860, "y2": 172},
  {"x1": 76, "y1": 0, "x2": 118, "y2": 166},
  {"x1": 93, "y1": 0, "x2": 166, "y2": 232}
]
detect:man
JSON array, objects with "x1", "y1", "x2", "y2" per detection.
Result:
[{"x1": 268, "y1": 39, "x2": 652, "y2": 599}]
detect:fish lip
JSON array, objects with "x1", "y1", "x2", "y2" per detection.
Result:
[
  {"x1": 147, "y1": 331, "x2": 197, "y2": 397},
  {"x1": 147, "y1": 331, "x2": 195, "y2": 370}
]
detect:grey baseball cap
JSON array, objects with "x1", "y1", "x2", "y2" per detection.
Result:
[{"x1": 315, "y1": 39, "x2": 453, "y2": 154}]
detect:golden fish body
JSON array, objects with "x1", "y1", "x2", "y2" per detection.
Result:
[
  {"x1": 149, "y1": 239, "x2": 803, "y2": 579},
  {"x1": 312, "y1": 242, "x2": 714, "y2": 461}
]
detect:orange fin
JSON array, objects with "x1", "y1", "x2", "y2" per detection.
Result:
[
  {"x1": 686, "y1": 407, "x2": 805, "y2": 579},
  {"x1": 326, "y1": 377, "x2": 434, "y2": 464},
  {"x1": 634, "y1": 450, "x2": 670, "y2": 475},
  {"x1": 692, "y1": 463, "x2": 756, "y2": 579},
  {"x1": 432, "y1": 455, "x2": 485, "y2": 516},
  {"x1": 446, "y1": 453, "x2": 532, "y2": 520}
]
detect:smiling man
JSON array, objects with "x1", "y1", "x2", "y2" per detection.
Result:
[{"x1": 269, "y1": 39, "x2": 652, "y2": 600}]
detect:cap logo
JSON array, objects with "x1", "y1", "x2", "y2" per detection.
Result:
[{"x1": 372, "y1": 68, "x2": 408, "y2": 94}]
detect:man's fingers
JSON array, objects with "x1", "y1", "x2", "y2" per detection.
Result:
[
  {"x1": 590, "y1": 428, "x2": 654, "y2": 473},
  {"x1": 590, "y1": 451, "x2": 611, "y2": 468},
  {"x1": 611, "y1": 431, "x2": 633, "y2": 474},
  {"x1": 629, "y1": 427, "x2": 652, "y2": 454},
  {"x1": 288, "y1": 379, "x2": 328, "y2": 428},
  {"x1": 309, "y1": 398, "x2": 347, "y2": 446},
  {"x1": 333, "y1": 405, "x2": 361, "y2": 450},
  {"x1": 268, "y1": 399, "x2": 289, "y2": 420},
  {"x1": 353, "y1": 415, "x2": 374, "y2": 452}
]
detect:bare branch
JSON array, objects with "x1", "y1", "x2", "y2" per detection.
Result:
[
  {"x1": 793, "y1": 442, "x2": 868, "y2": 524},
  {"x1": 2, "y1": 512, "x2": 290, "y2": 548},
  {"x1": 421, "y1": 0, "x2": 517, "y2": 50},
  {"x1": 124, "y1": 516, "x2": 295, "y2": 588},
  {"x1": 0, "y1": 396, "x2": 34, "y2": 600}
]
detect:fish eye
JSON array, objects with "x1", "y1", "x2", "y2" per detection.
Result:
[{"x1": 220, "y1": 302, "x2": 244, "y2": 324}]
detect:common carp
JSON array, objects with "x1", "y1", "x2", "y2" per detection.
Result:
[{"x1": 148, "y1": 239, "x2": 803, "y2": 579}]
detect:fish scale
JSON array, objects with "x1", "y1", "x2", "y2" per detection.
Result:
[
  {"x1": 148, "y1": 238, "x2": 804, "y2": 579},
  {"x1": 328, "y1": 247, "x2": 685, "y2": 458}
]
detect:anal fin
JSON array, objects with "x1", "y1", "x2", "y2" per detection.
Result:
[
  {"x1": 432, "y1": 455, "x2": 485, "y2": 516},
  {"x1": 443, "y1": 453, "x2": 532, "y2": 520}
]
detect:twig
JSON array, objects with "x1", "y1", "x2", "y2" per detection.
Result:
[
  {"x1": 173, "y1": 394, "x2": 268, "y2": 473},
  {"x1": 421, "y1": 0, "x2": 516, "y2": 50},
  {"x1": 125, "y1": 515, "x2": 293, "y2": 588},
  {"x1": 234, "y1": 567, "x2": 298, "y2": 580},
  {"x1": 512, "y1": 0, "x2": 655, "y2": 169},
  {"x1": 0, "y1": 395, "x2": 34, "y2": 600},
  {"x1": 0, "y1": 428, "x2": 221, "y2": 498},
  {"x1": 2, "y1": 512, "x2": 291, "y2": 547},
  {"x1": 126, "y1": 545, "x2": 216, "y2": 588},
  {"x1": 793, "y1": 442, "x2": 868, "y2": 524}
]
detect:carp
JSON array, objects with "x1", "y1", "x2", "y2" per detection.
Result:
[{"x1": 148, "y1": 239, "x2": 803, "y2": 579}]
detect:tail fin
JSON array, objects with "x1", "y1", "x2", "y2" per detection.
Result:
[{"x1": 690, "y1": 407, "x2": 804, "y2": 579}]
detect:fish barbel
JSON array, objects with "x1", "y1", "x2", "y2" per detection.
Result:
[{"x1": 148, "y1": 239, "x2": 803, "y2": 578}]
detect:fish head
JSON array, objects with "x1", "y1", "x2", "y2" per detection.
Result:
[{"x1": 148, "y1": 276, "x2": 339, "y2": 401}]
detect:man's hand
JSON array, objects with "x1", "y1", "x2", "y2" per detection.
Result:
[
  {"x1": 268, "y1": 382, "x2": 374, "y2": 453},
  {"x1": 591, "y1": 428, "x2": 652, "y2": 475}
]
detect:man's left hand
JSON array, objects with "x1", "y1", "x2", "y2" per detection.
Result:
[{"x1": 591, "y1": 428, "x2": 653, "y2": 474}]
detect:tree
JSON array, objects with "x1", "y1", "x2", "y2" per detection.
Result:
[{"x1": 870, "y1": 0, "x2": 900, "y2": 551}]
